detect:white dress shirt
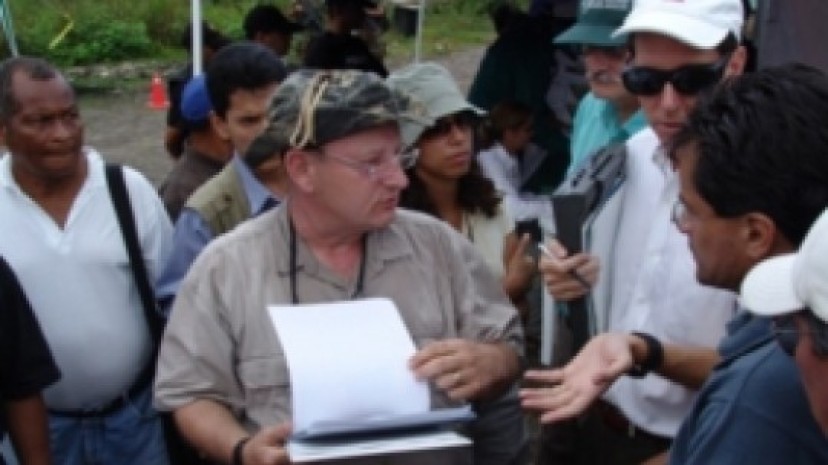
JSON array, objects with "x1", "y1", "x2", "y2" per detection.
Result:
[{"x1": 599, "y1": 128, "x2": 737, "y2": 437}]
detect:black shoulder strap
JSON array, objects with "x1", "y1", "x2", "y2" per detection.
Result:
[{"x1": 104, "y1": 164, "x2": 164, "y2": 346}]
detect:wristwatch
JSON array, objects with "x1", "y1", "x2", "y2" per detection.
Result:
[
  {"x1": 232, "y1": 437, "x2": 250, "y2": 465},
  {"x1": 627, "y1": 332, "x2": 664, "y2": 378}
]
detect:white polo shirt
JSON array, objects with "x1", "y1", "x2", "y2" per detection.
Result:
[
  {"x1": 600, "y1": 127, "x2": 737, "y2": 437},
  {"x1": 0, "y1": 148, "x2": 173, "y2": 410}
]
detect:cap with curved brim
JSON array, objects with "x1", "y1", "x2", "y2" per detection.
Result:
[
  {"x1": 612, "y1": 10, "x2": 730, "y2": 49},
  {"x1": 386, "y1": 62, "x2": 484, "y2": 147},
  {"x1": 181, "y1": 74, "x2": 213, "y2": 122},
  {"x1": 739, "y1": 254, "x2": 800, "y2": 317},
  {"x1": 554, "y1": 9, "x2": 628, "y2": 46}
]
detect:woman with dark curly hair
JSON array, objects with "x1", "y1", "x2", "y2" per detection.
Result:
[{"x1": 388, "y1": 63, "x2": 535, "y2": 308}]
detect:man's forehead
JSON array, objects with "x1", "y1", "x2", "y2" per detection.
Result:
[{"x1": 10, "y1": 73, "x2": 75, "y2": 111}]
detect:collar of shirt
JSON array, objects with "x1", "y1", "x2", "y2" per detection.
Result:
[
  {"x1": 231, "y1": 155, "x2": 279, "y2": 216},
  {"x1": 719, "y1": 310, "x2": 774, "y2": 361},
  {"x1": 621, "y1": 110, "x2": 648, "y2": 142},
  {"x1": 650, "y1": 141, "x2": 675, "y2": 179},
  {"x1": 0, "y1": 146, "x2": 105, "y2": 194},
  {"x1": 272, "y1": 202, "x2": 414, "y2": 285}
]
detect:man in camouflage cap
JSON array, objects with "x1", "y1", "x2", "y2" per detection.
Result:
[{"x1": 155, "y1": 69, "x2": 525, "y2": 465}]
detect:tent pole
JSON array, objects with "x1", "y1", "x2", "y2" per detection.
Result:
[
  {"x1": 414, "y1": 0, "x2": 425, "y2": 63},
  {"x1": 191, "y1": 0, "x2": 203, "y2": 76}
]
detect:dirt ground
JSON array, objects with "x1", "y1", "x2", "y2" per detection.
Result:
[{"x1": 81, "y1": 46, "x2": 487, "y2": 186}]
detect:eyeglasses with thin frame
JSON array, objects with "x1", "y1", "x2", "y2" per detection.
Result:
[
  {"x1": 622, "y1": 54, "x2": 730, "y2": 96},
  {"x1": 316, "y1": 148, "x2": 417, "y2": 181}
]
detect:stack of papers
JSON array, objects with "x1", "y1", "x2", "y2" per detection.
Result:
[{"x1": 268, "y1": 298, "x2": 473, "y2": 462}]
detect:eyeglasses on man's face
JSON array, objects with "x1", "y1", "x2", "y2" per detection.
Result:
[
  {"x1": 622, "y1": 55, "x2": 730, "y2": 96},
  {"x1": 317, "y1": 148, "x2": 416, "y2": 181}
]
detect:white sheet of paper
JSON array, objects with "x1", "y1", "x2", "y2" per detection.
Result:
[
  {"x1": 268, "y1": 298, "x2": 430, "y2": 434},
  {"x1": 287, "y1": 430, "x2": 470, "y2": 463}
]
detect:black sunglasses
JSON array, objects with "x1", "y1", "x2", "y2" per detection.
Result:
[
  {"x1": 772, "y1": 312, "x2": 828, "y2": 358},
  {"x1": 421, "y1": 112, "x2": 476, "y2": 139},
  {"x1": 621, "y1": 55, "x2": 730, "y2": 96}
]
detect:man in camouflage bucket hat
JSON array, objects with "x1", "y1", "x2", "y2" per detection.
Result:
[
  {"x1": 155, "y1": 69, "x2": 525, "y2": 465},
  {"x1": 245, "y1": 69, "x2": 428, "y2": 165}
]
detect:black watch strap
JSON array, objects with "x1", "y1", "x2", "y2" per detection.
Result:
[
  {"x1": 627, "y1": 332, "x2": 664, "y2": 378},
  {"x1": 232, "y1": 437, "x2": 250, "y2": 465}
]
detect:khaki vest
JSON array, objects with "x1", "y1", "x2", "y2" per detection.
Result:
[{"x1": 185, "y1": 162, "x2": 250, "y2": 236}]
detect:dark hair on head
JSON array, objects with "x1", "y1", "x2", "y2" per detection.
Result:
[
  {"x1": 478, "y1": 100, "x2": 533, "y2": 149},
  {"x1": 669, "y1": 63, "x2": 828, "y2": 247},
  {"x1": 205, "y1": 42, "x2": 287, "y2": 118},
  {"x1": 0, "y1": 56, "x2": 62, "y2": 120},
  {"x1": 243, "y1": 5, "x2": 290, "y2": 39},
  {"x1": 180, "y1": 21, "x2": 232, "y2": 51},
  {"x1": 400, "y1": 159, "x2": 502, "y2": 219},
  {"x1": 488, "y1": 2, "x2": 526, "y2": 36},
  {"x1": 183, "y1": 117, "x2": 211, "y2": 133}
]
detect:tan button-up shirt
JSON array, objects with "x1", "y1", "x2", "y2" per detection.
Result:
[{"x1": 154, "y1": 205, "x2": 522, "y2": 463}]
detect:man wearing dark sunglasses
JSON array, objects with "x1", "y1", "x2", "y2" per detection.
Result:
[
  {"x1": 742, "y1": 206, "x2": 828, "y2": 437},
  {"x1": 554, "y1": 0, "x2": 646, "y2": 178},
  {"x1": 530, "y1": 0, "x2": 746, "y2": 463},
  {"x1": 532, "y1": 64, "x2": 828, "y2": 464}
]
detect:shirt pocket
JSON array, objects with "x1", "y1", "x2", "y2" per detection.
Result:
[{"x1": 236, "y1": 356, "x2": 292, "y2": 425}]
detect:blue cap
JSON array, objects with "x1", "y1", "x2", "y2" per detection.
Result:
[{"x1": 181, "y1": 74, "x2": 213, "y2": 123}]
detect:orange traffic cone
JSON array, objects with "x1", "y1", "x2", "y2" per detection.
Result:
[{"x1": 147, "y1": 73, "x2": 169, "y2": 110}]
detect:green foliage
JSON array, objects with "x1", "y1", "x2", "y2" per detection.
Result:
[
  {"x1": 51, "y1": 19, "x2": 153, "y2": 65},
  {"x1": 1, "y1": 0, "x2": 503, "y2": 66}
]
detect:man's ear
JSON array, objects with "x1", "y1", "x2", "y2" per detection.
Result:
[
  {"x1": 284, "y1": 148, "x2": 315, "y2": 193},
  {"x1": 742, "y1": 212, "x2": 782, "y2": 260},
  {"x1": 209, "y1": 111, "x2": 230, "y2": 142}
]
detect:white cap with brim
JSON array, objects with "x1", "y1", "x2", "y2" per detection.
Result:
[
  {"x1": 740, "y1": 208, "x2": 828, "y2": 323},
  {"x1": 612, "y1": 0, "x2": 743, "y2": 49}
]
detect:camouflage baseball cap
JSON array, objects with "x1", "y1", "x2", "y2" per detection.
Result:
[{"x1": 245, "y1": 69, "x2": 430, "y2": 164}]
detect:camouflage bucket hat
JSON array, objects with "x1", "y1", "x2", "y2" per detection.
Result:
[{"x1": 246, "y1": 69, "x2": 430, "y2": 164}]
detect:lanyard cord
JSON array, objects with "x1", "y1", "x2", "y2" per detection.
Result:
[{"x1": 288, "y1": 217, "x2": 368, "y2": 304}]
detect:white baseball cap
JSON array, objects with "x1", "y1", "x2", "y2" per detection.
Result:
[
  {"x1": 740, "y1": 208, "x2": 828, "y2": 323},
  {"x1": 613, "y1": 0, "x2": 743, "y2": 49}
]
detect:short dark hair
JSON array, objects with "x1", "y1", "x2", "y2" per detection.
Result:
[
  {"x1": 478, "y1": 100, "x2": 533, "y2": 149},
  {"x1": 0, "y1": 56, "x2": 62, "y2": 121},
  {"x1": 670, "y1": 63, "x2": 828, "y2": 247},
  {"x1": 205, "y1": 42, "x2": 287, "y2": 118},
  {"x1": 243, "y1": 4, "x2": 297, "y2": 39},
  {"x1": 180, "y1": 21, "x2": 231, "y2": 52}
]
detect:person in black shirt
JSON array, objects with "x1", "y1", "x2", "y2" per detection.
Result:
[
  {"x1": 0, "y1": 256, "x2": 60, "y2": 465},
  {"x1": 303, "y1": 0, "x2": 388, "y2": 77}
]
